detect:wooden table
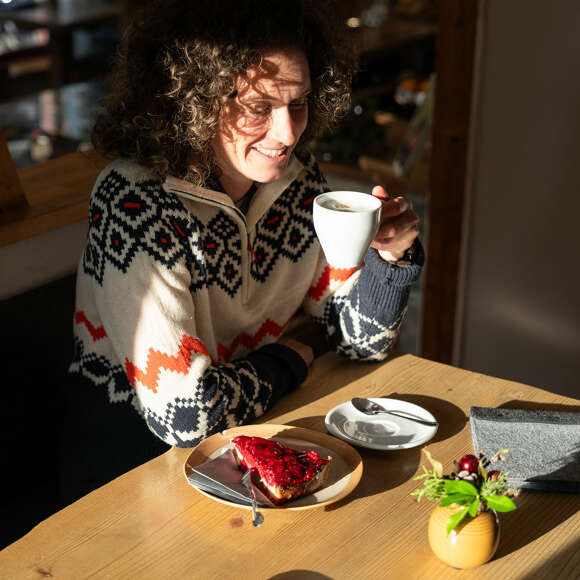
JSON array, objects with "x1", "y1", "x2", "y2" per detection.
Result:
[
  {"x1": 1, "y1": 353, "x2": 579, "y2": 578},
  {"x1": 0, "y1": 148, "x2": 108, "y2": 247}
]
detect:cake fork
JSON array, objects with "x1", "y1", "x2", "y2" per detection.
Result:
[{"x1": 241, "y1": 469, "x2": 264, "y2": 528}]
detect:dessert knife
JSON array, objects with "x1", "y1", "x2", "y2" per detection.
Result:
[{"x1": 241, "y1": 470, "x2": 264, "y2": 528}]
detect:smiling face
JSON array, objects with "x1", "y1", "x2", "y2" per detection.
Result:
[{"x1": 212, "y1": 48, "x2": 311, "y2": 200}]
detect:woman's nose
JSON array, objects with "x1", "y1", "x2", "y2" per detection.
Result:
[{"x1": 269, "y1": 107, "x2": 296, "y2": 145}]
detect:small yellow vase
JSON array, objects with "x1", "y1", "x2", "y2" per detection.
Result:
[{"x1": 428, "y1": 505, "x2": 500, "y2": 569}]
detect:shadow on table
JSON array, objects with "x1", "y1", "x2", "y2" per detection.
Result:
[
  {"x1": 520, "y1": 537, "x2": 580, "y2": 579},
  {"x1": 269, "y1": 572, "x2": 333, "y2": 580},
  {"x1": 383, "y1": 392, "x2": 468, "y2": 444},
  {"x1": 493, "y1": 492, "x2": 580, "y2": 562},
  {"x1": 266, "y1": 353, "x2": 396, "y2": 421},
  {"x1": 286, "y1": 395, "x2": 466, "y2": 510}
]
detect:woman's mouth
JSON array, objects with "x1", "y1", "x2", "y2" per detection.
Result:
[{"x1": 253, "y1": 145, "x2": 289, "y2": 159}]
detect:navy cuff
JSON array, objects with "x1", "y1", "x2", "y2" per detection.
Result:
[
  {"x1": 357, "y1": 239, "x2": 424, "y2": 323},
  {"x1": 246, "y1": 343, "x2": 308, "y2": 404},
  {"x1": 255, "y1": 343, "x2": 308, "y2": 385},
  {"x1": 364, "y1": 238, "x2": 424, "y2": 286}
]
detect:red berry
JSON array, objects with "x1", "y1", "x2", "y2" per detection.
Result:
[
  {"x1": 487, "y1": 470, "x2": 501, "y2": 480},
  {"x1": 458, "y1": 454, "x2": 480, "y2": 473}
]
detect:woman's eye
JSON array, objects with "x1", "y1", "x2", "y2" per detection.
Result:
[
  {"x1": 247, "y1": 104, "x2": 271, "y2": 116},
  {"x1": 243, "y1": 100, "x2": 307, "y2": 117}
]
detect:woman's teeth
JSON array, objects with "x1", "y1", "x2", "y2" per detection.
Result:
[{"x1": 255, "y1": 146, "x2": 286, "y2": 158}]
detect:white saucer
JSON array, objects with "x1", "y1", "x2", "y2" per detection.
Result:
[{"x1": 325, "y1": 398, "x2": 438, "y2": 450}]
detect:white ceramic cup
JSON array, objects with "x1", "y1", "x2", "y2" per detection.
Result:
[{"x1": 313, "y1": 191, "x2": 382, "y2": 268}]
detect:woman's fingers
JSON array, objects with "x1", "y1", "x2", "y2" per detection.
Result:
[
  {"x1": 375, "y1": 207, "x2": 419, "y2": 241},
  {"x1": 369, "y1": 188, "x2": 420, "y2": 257},
  {"x1": 373, "y1": 224, "x2": 419, "y2": 250},
  {"x1": 380, "y1": 195, "x2": 413, "y2": 218},
  {"x1": 371, "y1": 185, "x2": 389, "y2": 199}
]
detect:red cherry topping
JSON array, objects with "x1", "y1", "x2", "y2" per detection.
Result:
[
  {"x1": 231, "y1": 436, "x2": 328, "y2": 487},
  {"x1": 458, "y1": 454, "x2": 480, "y2": 473}
]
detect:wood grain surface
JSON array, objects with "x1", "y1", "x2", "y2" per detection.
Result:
[
  {"x1": 1, "y1": 353, "x2": 578, "y2": 579},
  {"x1": 0, "y1": 149, "x2": 108, "y2": 247}
]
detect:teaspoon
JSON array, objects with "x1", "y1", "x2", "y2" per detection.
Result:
[{"x1": 351, "y1": 397, "x2": 439, "y2": 427}]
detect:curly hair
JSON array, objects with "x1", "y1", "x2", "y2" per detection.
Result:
[{"x1": 92, "y1": 0, "x2": 356, "y2": 185}]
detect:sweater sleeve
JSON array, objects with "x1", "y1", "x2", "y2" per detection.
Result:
[
  {"x1": 78, "y1": 169, "x2": 304, "y2": 448},
  {"x1": 300, "y1": 157, "x2": 424, "y2": 361},
  {"x1": 303, "y1": 240, "x2": 423, "y2": 360}
]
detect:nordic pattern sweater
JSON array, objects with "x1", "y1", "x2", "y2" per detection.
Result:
[{"x1": 70, "y1": 153, "x2": 423, "y2": 447}]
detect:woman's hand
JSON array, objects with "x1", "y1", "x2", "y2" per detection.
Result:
[
  {"x1": 278, "y1": 337, "x2": 314, "y2": 367},
  {"x1": 370, "y1": 185, "x2": 420, "y2": 262}
]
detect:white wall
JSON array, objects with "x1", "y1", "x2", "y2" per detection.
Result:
[{"x1": 457, "y1": 0, "x2": 580, "y2": 398}]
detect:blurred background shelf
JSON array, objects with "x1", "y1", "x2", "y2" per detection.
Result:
[{"x1": 0, "y1": 0, "x2": 120, "y2": 98}]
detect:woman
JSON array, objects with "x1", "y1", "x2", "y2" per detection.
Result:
[{"x1": 64, "y1": 0, "x2": 422, "y2": 498}]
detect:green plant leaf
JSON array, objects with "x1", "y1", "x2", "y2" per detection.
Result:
[
  {"x1": 483, "y1": 495, "x2": 517, "y2": 512},
  {"x1": 446, "y1": 508, "x2": 469, "y2": 534},
  {"x1": 444, "y1": 479, "x2": 478, "y2": 496},
  {"x1": 440, "y1": 493, "x2": 476, "y2": 507},
  {"x1": 468, "y1": 498, "x2": 480, "y2": 517}
]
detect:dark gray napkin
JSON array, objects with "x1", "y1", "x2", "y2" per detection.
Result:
[{"x1": 470, "y1": 406, "x2": 580, "y2": 492}]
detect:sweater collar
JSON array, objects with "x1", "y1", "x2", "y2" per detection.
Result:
[{"x1": 163, "y1": 155, "x2": 304, "y2": 231}]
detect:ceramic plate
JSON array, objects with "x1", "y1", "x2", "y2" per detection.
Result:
[
  {"x1": 325, "y1": 398, "x2": 438, "y2": 450},
  {"x1": 184, "y1": 424, "x2": 363, "y2": 510}
]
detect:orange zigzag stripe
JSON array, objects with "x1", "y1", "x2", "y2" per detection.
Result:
[
  {"x1": 307, "y1": 266, "x2": 357, "y2": 301},
  {"x1": 125, "y1": 333, "x2": 210, "y2": 393},
  {"x1": 216, "y1": 314, "x2": 294, "y2": 363},
  {"x1": 74, "y1": 310, "x2": 107, "y2": 341}
]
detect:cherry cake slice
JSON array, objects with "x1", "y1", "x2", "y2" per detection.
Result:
[{"x1": 231, "y1": 435, "x2": 332, "y2": 506}]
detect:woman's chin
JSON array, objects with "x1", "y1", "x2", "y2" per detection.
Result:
[
  {"x1": 249, "y1": 166, "x2": 288, "y2": 184},
  {"x1": 246, "y1": 149, "x2": 292, "y2": 182}
]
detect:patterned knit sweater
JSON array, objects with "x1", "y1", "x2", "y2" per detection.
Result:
[{"x1": 70, "y1": 153, "x2": 423, "y2": 447}]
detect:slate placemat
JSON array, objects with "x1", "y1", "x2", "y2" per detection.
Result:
[{"x1": 470, "y1": 406, "x2": 580, "y2": 492}]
